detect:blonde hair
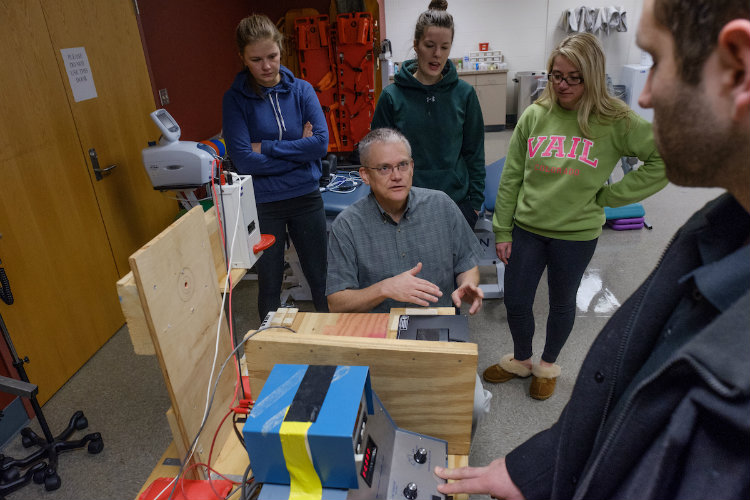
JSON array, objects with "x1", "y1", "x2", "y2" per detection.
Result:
[
  {"x1": 536, "y1": 33, "x2": 629, "y2": 137},
  {"x1": 235, "y1": 14, "x2": 284, "y2": 95}
]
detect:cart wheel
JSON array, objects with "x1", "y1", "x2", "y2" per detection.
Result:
[
  {"x1": 74, "y1": 414, "x2": 89, "y2": 431},
  {"x1": 44, "y1": 472, "x2": 61, "y2": 491},
  {"x1": 88, "y1": 437, "x2": 104, "y2": 454},
  {"x1": 1, "y1": 466, "x2": 19, "y2": 482}
]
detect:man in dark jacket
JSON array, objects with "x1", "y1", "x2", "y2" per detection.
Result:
[{"x1": 435, "y1": 0, "x2": 750, "y2": 498}]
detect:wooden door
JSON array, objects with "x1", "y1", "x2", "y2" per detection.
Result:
[
  {"x1": 0, "y1": 0, "x2": 124, "y2": 403},
  {"x1": 42, "y1": 0, "x2": 178, "y2": 277},
  {"x1": 0, "y1": 0, "x2": 176, "y2": 403}
]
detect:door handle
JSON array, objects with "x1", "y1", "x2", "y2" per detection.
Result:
[{"x1": 88, "y1": 148, "x2": 118, "y2": 181}]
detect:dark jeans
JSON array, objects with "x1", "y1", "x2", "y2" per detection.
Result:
[
  {"x1": 457, "y1": 199, "x2": 479, "y2": 229},
  {"x1": 503, "y1": 225, "x2": 598, "y2": 363},
  {"x1": 255, "y1": 190, "x2": 329, "y2": 320}
]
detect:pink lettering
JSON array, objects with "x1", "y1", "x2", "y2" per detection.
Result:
[
  {"x1": 541, "y1": 136, "x2": 566, "y2": 158},
  {"x1": 566, "y1": 137, "x2": 582, "y2": 158},
  {"x1": 578, "y1": 139, "x2": 599, "y2": 168},
  {"x1": 527, "y1": 136, "x2": 547, "y2": 158}
]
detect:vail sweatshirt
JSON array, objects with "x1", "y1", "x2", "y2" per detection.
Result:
[
  {"x1": 222, "y1": 66, "x2": 328, "y2": 203},
  {"x1": 494, "y1": 102, "x2": 667, "y2": 242},
  {"x1": 372, "y1": 59, "x2": 485, "y2": 210}
]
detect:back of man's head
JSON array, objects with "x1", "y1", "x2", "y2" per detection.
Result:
[{"x1": 654, "y1": 0, "x2": 750, "y2": 83}]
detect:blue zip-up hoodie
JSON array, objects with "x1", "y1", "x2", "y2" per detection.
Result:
[{"x1": 222, "y1": 65, "x2": 328, "y2": 203}]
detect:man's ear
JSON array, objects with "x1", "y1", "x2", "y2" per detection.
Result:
[
  {"x1": 359, "y1": 166, "x2": 370, "y2": 185},
  {"x1": 718, "y1": 20, "x2": 750, "y2": 120}
]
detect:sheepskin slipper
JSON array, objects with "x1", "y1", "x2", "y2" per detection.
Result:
[
  {"x1": 529, "y1": 363, "x2": 562, "y2": 400},
  {"x1": 482, "y1": 354, "x2": 532, "y2": 383}
]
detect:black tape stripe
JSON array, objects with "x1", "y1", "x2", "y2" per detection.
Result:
[{"x1": 285, "y1": 365, "x2": 336, "y2": 422}]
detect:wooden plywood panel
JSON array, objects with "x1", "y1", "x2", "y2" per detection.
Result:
[
  {"x1": 116, "y1": 272, "x2": 154, "y2": 355},
  {"x1": 245, "y1": 330, "x2": 477, "y2": 454},
  {"x1": 291, "y1": 312, "x2": 390, "y2": 338},
  {"x1": 129, "y1": 206, "x2": 235, "y2": 466},
  {"x1": 117, "y1": 207, "x2": 245, "y2": 356}
]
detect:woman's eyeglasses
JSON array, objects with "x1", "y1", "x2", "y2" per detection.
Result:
[
  {"x1": 366, "y1": 159, "x2": 413, "y2": 176},
  {"x1": 549, "y1": 72, "x2": 584, "y2": 86}
]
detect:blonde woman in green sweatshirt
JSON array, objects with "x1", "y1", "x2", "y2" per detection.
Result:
[{"x1": 482, "y1": 33, "x2": 668, "y2": 400}]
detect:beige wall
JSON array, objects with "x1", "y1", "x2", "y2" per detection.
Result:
[{"x1": 383, "y1": 0, "x2": 647, "y2": 114}]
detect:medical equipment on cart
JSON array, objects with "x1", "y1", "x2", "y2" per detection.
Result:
[
  {"x1": 141, "y1": 109, "x2": 272, "y2": 269},
  {"x1": 141, "y1": 109, "x2": 214, "y2": 190}
]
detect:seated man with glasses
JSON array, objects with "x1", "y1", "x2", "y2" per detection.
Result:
[{"x1": 326, "y1": 127, "x2": 484, "y2": 314}]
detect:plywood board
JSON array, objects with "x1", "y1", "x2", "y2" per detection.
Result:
[
  {"x1": 203, "y1": 207, "x2": 247, "y2": 292},
  {"x1": 129, "y1": 206, "x2": 236, "y2": 467},
  {"x1": 291, "y1": 312, "x2": 390, "y2": 338},
  {"x1": 117, "y1": 272, "x2": 155, "y2": 355},
  {"x1": 244, "y1": 329, "x2": 477, "y2": 454},
  {"x1": 282, "y1": 307, "x2": 456, "y2": 339},
  {"x1": 119, "y1": 207, "x2": 245, "y2": 356}
]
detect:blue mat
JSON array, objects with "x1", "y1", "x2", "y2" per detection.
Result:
[
  {"x1": 604, "y1": 202, "x2": 645, "y2": 220},
  {"x1": 321, "y1": 183, "x2": 370, "y2": 217}
]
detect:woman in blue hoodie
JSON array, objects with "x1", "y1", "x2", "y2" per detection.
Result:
[
  {"x1": 223, "y1": 14, "x2": 329, "y2": 320},
  {"x1": 372, "y1": 0, "x2": 485, "y2": 228}
]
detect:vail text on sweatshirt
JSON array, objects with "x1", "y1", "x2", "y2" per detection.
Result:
[{"x1": 493, "y1": 102, "x2": 667, "y2": 242}]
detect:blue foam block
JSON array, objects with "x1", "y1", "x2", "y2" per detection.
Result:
[{"x1": 604, "y1": 203, "x2": 645, "y2": 220}]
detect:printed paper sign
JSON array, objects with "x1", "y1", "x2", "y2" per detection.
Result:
[{"x1": 60, "y1": 47, "x2": 97, "y2": 102}]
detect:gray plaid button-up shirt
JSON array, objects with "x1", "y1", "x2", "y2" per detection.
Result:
[{"x1": 326, "y1": 187, "x2": 482, "y2": 312}]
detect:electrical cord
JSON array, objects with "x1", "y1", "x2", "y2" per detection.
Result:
[
  {"x1": 165, "y1": 325, "x2": 296, "y2": 500},
  {"x1": 211, "y1": 165, "x2": 247, "y2": 404},
  {"x1": 241, "y1": 462, "x2": 261, "y2": 500},
  {"x1": 323, "y1": 171, "x2": 362, "y2": 194},
  {"x1": 232, "y1": 412, "x2": 246, "y2": 449},
  {"x1": 205, "y1": 164, "x2": 243, "y2": 426}
]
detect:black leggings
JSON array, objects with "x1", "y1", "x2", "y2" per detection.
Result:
[
  {"x1": 255, "y1": 190, "x2": 329, "y2": 320},
  {"x1": 503, "y1": 226, "x2": 598, "y2": 363}
]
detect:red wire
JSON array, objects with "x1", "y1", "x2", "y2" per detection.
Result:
[
  {"x1": 209, "y1": 161, "x2": 244, "y2": 408},
  {"x1": 205, "y1": 164, "x2": 250, "y2": 500},
  {"x1": 184, "y1": 462, "x2": 242, "y2": 484},
  {"x1": 180, "y1": 460, "x2": 244, "y2": 500},
  {"x1": 199, "y1": 408, "x2": 235, "y2": 500}
]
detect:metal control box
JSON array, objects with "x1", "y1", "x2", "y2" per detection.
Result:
[
  {"x1": 247, "y1": 364, "x2": 448, "y2": 500},
  {"x1": 244, "y1": 365, "x2": 373, "y2": 489}
]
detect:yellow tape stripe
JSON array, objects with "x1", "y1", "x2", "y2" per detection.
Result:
[{"x1": 280, "y1": 408, "x2": 322, "y2": 500}]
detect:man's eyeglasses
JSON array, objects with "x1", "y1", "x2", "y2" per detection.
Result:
[
  {"x1": 549, "y1": 72, "x2": 584, "y2": 86},
  {"x1": 366, "y1": 159, "x2": 413, "y2": 176}
]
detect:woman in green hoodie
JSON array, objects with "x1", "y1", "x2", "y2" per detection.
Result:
[
  {"x1": 482, "y1": 33, "x2": 667, "y2": 400},
  {"x1": 371, "y1": 0, "x2": 485, "y2": 228}
]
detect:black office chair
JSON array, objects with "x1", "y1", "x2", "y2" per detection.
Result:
[{"x1": 0, "y1": 261, "x2": 103, "y2": 497}]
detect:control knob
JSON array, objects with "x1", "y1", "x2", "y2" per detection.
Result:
[
  {"x1": 403, "y1": 482, "x2": 418, "y2": 499},
  {"x1": 413, "y1": 447, "x2": 427, "y2": 464}
]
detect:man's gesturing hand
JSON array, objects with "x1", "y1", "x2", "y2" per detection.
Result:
[{"x1": 381, "y1": 262, "x2": 442, "y2": 306}]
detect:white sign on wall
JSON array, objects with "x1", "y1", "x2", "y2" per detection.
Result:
[{"x1": 60, "y1": 47, "x2": 98, "y2": 102}]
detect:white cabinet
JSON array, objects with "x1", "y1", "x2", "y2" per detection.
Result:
[{"x1": 460, "y1": 70, "x2": 508, "y2": 130}]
